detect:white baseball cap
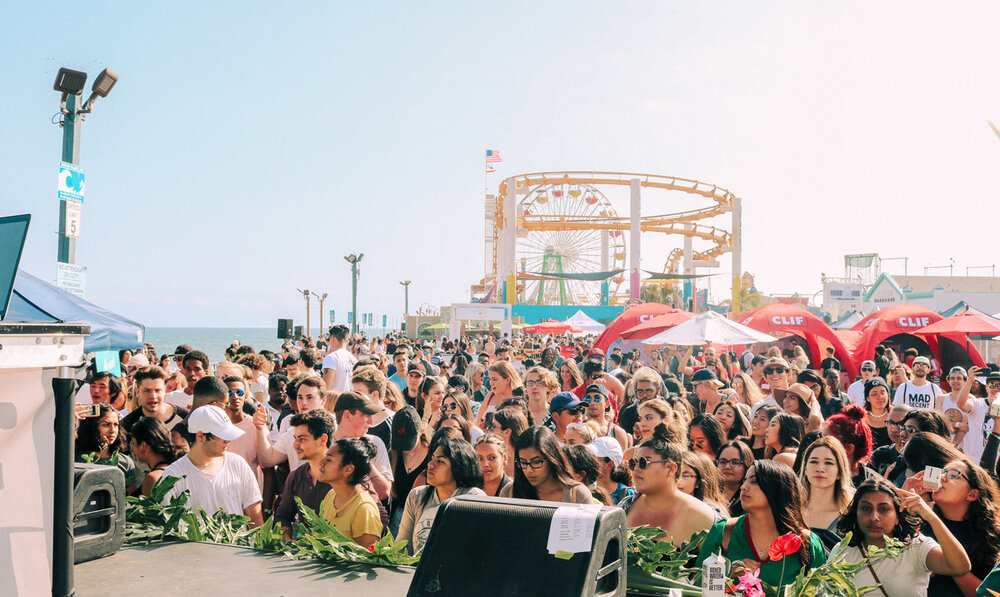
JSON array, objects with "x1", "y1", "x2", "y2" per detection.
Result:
[
  {"x1": 587, "y1": 437, "x2": 624, "y2": 467},
  {"x1": 187, "y1": 405, "x2": 244, "y2": 441}
]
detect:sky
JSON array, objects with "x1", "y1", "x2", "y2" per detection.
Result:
[{"x1": 3, "y1": 2, "x2": 1000, "y2": 329}]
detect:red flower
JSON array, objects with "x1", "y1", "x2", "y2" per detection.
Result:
[
  {"x1": 767, "y1": 533, "x2": 802, "y2": 561},
  {"x1": 367, "y1": 544, "x2": 375, "y2": 553}
]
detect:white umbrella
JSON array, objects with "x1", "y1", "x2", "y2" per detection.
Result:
[
  {"x1": 641, "y1": 310, "x2": 777, "y2": 346},
  {"x1": 563, "y1": 310, "x2": 606, "y2": 336}
]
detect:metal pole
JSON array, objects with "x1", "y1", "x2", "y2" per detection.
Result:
[
  {"x1": 58, "y1": 94, "x2": 81, "y2": 265},
  {"x1": 351, "y1": 261, "x2": 359, "y2": 335},
  {"x1": 52, "y1": 372, "x2": 79, "y2": 597}
]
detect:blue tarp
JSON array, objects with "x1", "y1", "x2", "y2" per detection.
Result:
[{"x1": 5, "y1": 270, "x2": 144, "y2": 352}]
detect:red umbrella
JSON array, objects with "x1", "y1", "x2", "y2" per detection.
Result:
[
  {"x1": 618, "y1": 309, "x2": 696, "y2": 340},
  {"x1": 593, "y1": 303, "x2": 681, "y2": 352},
  {"x1": 523, "y1": 321, "x2": 583, "y2": 335},
  {"x1": 917, "y1": 310, "x2": 1000, "y2": 337}
]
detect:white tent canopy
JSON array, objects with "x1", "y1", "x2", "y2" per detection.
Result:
[
  {"x1": 642, "y1": 310, "x2": 777, "y2": 346},
  {"x1": 832, "y1": 310, "x2": 863, "y2": 330},
  {"x1": 563, "y1": 310, "x2": 606, "y2": 335}
]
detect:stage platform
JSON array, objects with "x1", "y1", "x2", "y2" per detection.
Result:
[{"x1": 74, "y1": 541, "x2": 416, "y2": 596}]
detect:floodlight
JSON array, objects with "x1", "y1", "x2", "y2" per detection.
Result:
[
  {"x1": 80, "y1": 68, "x2": 119, "y2": 114},
  {"x1": 54, "y1": 67, "x2": 88, "y2": 115},
  {"x1": 53, "y1": 68, "x2": 88, "y2": 95}
]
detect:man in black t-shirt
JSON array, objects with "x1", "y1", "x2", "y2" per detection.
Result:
[{"x1": 819, "y1": 346, "x2": 841, "y2": 372}]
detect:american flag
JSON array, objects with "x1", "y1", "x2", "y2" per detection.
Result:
[{"x1": 486, "y1": 149, "x2": 501, "y2": 163}]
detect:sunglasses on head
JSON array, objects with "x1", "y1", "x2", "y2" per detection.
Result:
[{"x1": 627, "y1": 456, "x2": 667, "y2": 470}]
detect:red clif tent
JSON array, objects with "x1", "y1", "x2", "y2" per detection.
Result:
[
  {"x1": 523, "y1": 321, "x2": 583, "y2": 335},
  {"x1": 593, "y1": 303, "x2": 679, "y2": 353},
  {"x1": 849, "y1": 304, "x2": 985, "y2": 370},
  {"x1": 618, "y1": 308, "x2": 696, "y2": 340},
  {"x1": 739, "y1": 303, "x2": 859, "y2": 378}
]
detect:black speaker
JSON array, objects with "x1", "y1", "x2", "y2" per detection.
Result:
[
  {"x1": 277, "y1": 318, "x2": 293, "y2": 339},
  {"x1": 73, "y1": 463, "x2": 125, "y2": 563},
  {"x1": 293, "y1": 326, "x2": 303, "y2": 338},
  {"x1": 406, "y1": 495, "x2": 626, "y2": 597}
]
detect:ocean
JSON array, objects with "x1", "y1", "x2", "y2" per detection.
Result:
[{"x1": 144, "y1": 327, "x2": 285, "y2": 363}]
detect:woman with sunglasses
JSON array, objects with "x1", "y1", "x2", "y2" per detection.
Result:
[
  {"x1": 565, "y1": 421, "x2": 599, "y2": 446},
  {"x1": 730, "y1": 372, "x2": 764, "y2": 409},
  {"x1": 688, "y1": 413, "x2": 724, "y2": 461},
  {"x1": 398, "y1": 437, "x2": 485, "y2": 555},
  {"x1": 441, "y1": 392, "x2": 482, "y2": 442},
  {"x1": 764, "y1": 412, "x2": 804, "y2": 468},
  {"x1": 619, "y1": 425, "x2": 718, "y2": 545},
  {"x1": 523, "y1": 365, "x2": 559, "y2": 426},
  {"x1": 799, "y1": 435, "x2": 854, "y2": 550},
  {"x1": 926, "y1": 459, "x2": 1000, "y2": 596},
  {"x1": 696, "y1": 460, "x2": 827, "y2": 586},
  {"x1": 500, "y1": 426, "x2": 593, "y2": 504},
  {"x1": 678, "y1": 451, "x2": 729, "y2": 517},
  {"x1": 884, "y1": 415, "x2": 954, "y2": 486},
  {"x1": 474, "y1": 433, "x2": 512, "y2": 497},
  {"x1": 582, "y1": 384, "x2": 630, "y2": 452},
  {"x1": 713, "y1": 399, "x2": 751, "y2": 441},
  {"x1": 717, "y1": 440, "x2": 754, "y2": 516},
  {"x1": 834, "y1": 478, "x2": 970, "y2": 597}
]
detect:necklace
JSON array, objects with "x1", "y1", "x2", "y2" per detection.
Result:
[{"x1": 869, "y1": 409, "x2": 888, "y2": 419}]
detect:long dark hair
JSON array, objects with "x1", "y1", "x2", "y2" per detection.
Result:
[
  {"x1": 938, "y1": 459, "x2": 1000, "y2": 574},
  {"x1": 564, "y1": 445, "x2": 612, "y2": 506},
  {"x1": 798, "y1": 370, "x2": 831, "y2": 407},
  {"x1": 493, "y1": 406, "x2": 529, "y2": 443},
  {"x1": 901, "y1": 432, "x2": 963, "y2": 472},
  {"x1": 75, "y1": 403, "x2": 127, "y2": 455},
  {"x1": 839, "y1": 478, "x2": 919, "y2": 547},
  {"x1": 713, "y1": 399, "x2": 751, "y2": 440},
  {"x1": 765, "y1": 412, "x2": 805, "y2": 458},
  {"x1": 130, "y1": 417, "x2": 183, "y2": 464},
  {"x1": 511, "y1": 426, "x2": 579, "y2": 499},
  {"x1": 422, "y1": 437, "x2": 484, "y2": 507},
  {"x1": 689, "y1": 413, "x2": 724, "y2": 458},
  {"x1": 750, "y1": 460, "x2": 811, "y2": 565},
  {"x1": 902, "y1": 409, "x2": 951, "y2": 440}
]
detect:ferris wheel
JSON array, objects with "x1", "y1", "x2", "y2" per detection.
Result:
[{"x1": 517, "y1": 182, "x2": 626, "y2": 305}]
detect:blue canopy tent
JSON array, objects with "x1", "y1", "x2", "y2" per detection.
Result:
[{"x1": 4, "y1": 270, "x2": 144, "y2": 352}]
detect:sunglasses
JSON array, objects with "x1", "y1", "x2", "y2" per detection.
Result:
[
  {"x1": 558, "y1": 407, "x2": 584, "y2": 416},
  {"x1": 442, "y1": 402, "x2": 459, "y2": 411},
  {"x1": 589, "y1": 374, "x2": 602, "y2": 381},
  {"x1": 764, "y1": 367, "x2": 787, "y2": 375},
  {"x1": 627, "y1": 456, "x2": 666, "y2": 470},
  {"x1": 861, "y1": 367, "x2": 875, "y2": 372},
  {"x1": 582, "y1": 394, "x2": 604, "y2": 404},
  {"x1": 228, "y1": 390, "x2": 245, "y2": 397},
  {"x1": 989, "y1": 382, "x2": 1000, "y2": 389}
]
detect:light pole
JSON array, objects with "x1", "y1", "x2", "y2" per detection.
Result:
[
  {"x1": 296, "y1": 288, "x2": 311, "y2": 337},
  {"x1": 53, "y1": 67, "x2": 118, "y2": 265},
  {"x1": 400, "y1": 280, "x2": 411, "y2": 315},
  {"x1": 344, "y1": 253, "x2": 364, "y2": 335},
  {"x1": 311, "y1": 291, "x2": 328, "y2": 336}
]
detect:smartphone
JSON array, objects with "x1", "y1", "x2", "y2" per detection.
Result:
[
  {"x1": 923, "y1": 466, "x2": 944, "y2": 490},
  {"x1": 79, "y1": 404, "x2": 101, "y2": 418}
]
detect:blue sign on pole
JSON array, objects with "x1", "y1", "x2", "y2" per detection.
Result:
[
  {"x1": 348, "y1": 312, "x2": 353, "y2": 324},
  {"x1": 58, "y1": 161, "x2": 85, "y2": 202},
  {"x1": 329, "y1": 310, "x2": 335, "y2": 323},
  {"x1": 382, "y1": 314, "x2": 387, "y2": 327}
]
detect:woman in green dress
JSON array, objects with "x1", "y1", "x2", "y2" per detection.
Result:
[{"x1": 696, "y1": 459, "x2": 826, "y2": 587}]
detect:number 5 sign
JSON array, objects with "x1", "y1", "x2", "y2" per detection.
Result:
[{"x1": 64, "y1": 199, "x2": 82, "y2": 238}]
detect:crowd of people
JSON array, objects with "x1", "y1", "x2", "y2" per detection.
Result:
[{"x1": 72, "y1": 324, "x2": 1000, "y2": 596}]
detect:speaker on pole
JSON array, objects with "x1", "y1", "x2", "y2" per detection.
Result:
[
  {"x1": 406, "y1": 495, "x2": 626, "y2": 597},
  {"x1": 293, "y1": 325, "x2": 303, "y2": 338},
  {"x1": 277, "y1": 319, "x2": 293, "y2": 339}
]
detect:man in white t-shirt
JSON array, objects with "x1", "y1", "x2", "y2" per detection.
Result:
[
  {"x1": 322, "y1": 325, "x2": 357, "y2": 393},
  {"x1": 950, "y1": 366, "x2": 998, "y2": 463},
  {"x1": 893, "y1": 356, "x2": 942, "y2": 410},
  {"x1": 847, "y1": 360, "x2": 877, "y2": 406},
  {"x1": 161, "y1": 405, "x2": 263, "y2": 526}
]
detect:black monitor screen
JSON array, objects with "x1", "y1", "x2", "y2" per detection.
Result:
[{"x1": 0, "y1": 214, "x2": 31, "y2": 320}]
